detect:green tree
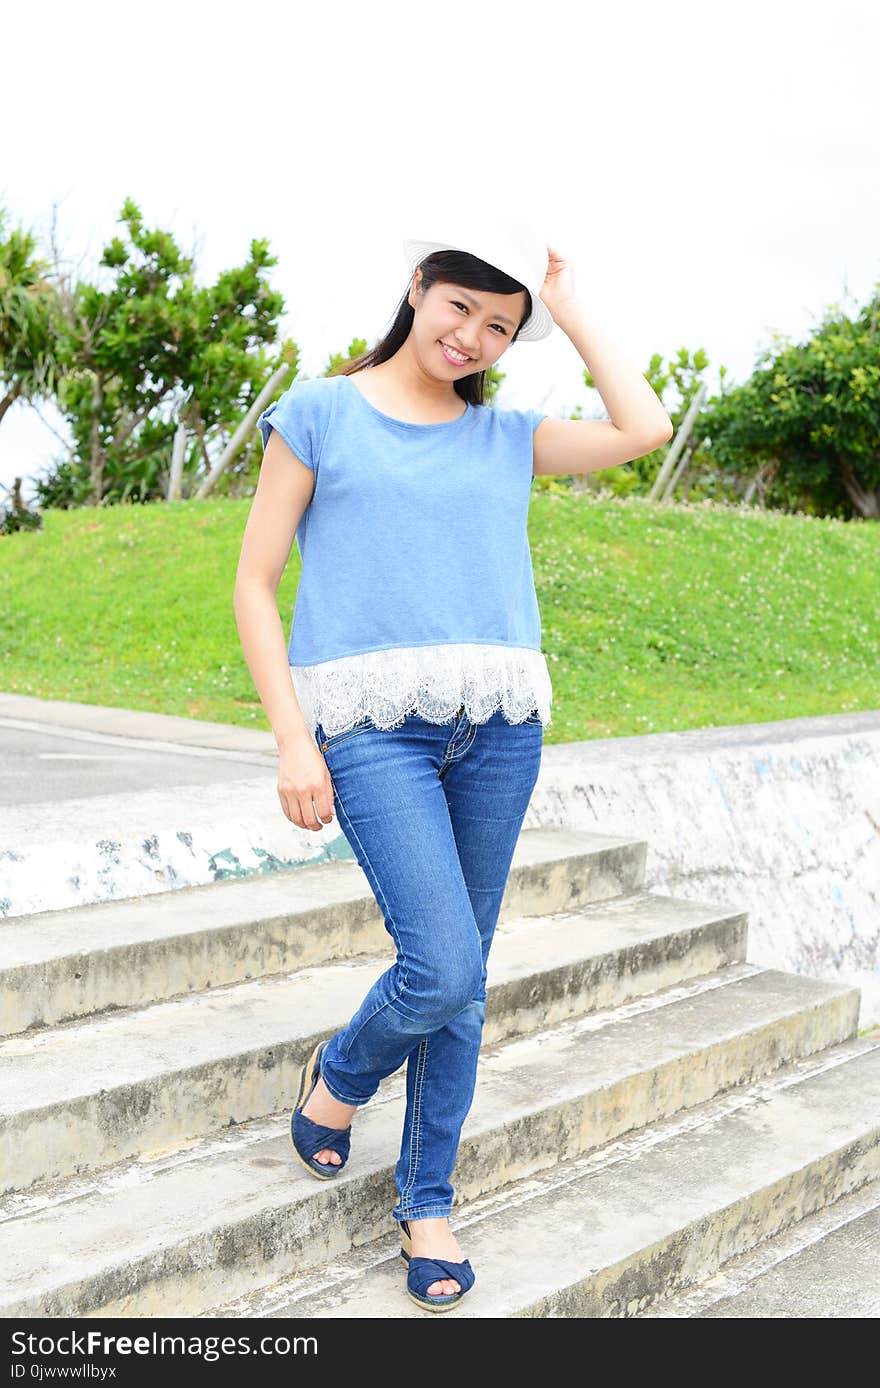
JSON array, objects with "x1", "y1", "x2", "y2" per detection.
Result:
[
  {"x1": 0, "y1": 206, "x2": 61, "y2": 530},
  {"x1": 705, "y1": 284, "x2": 880, "y2": 520},
  {"x1": 0, "y1": 207, "x2": 58, "y2": 426},
  {"x1": 35, "y1": 198, "x2": 288, "y2": 507}
]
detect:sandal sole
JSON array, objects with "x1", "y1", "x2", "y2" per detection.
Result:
[{"x1": 406, "y1": 1288, "x2": 469, "y2": 1312}]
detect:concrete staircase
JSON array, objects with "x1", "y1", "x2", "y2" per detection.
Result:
[{"x1": 1, "y1": 826, "x2": 877, "y2": 1318}]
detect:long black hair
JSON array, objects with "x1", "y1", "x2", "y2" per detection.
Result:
[{"x1": 331, "y1": 250, "x2": 533, "y2": 406}]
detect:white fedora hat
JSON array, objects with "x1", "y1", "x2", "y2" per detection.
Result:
[{"x1": 402, "y1": 213, "x2": 554, "y2": 343}]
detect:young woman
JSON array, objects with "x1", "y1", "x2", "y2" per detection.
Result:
[{"x1": 233, "y1": 217, "x2": 673, "y2": 1312}]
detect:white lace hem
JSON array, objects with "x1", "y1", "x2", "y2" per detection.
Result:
[{"x1": 289, "y1": 643, "x2": 553, "y2": 739}]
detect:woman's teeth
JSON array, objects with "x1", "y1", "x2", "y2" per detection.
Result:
[{"x1": 440, "y1": 342, "x2": 471, "y2": 365}]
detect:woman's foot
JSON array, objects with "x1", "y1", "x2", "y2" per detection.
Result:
[
  {"x1": 407, "y1": 1217, "x2": 466, "y2": 1296},
  {"x1": 300, "y1": 1074, "x2": 356, "y2": 1167}
]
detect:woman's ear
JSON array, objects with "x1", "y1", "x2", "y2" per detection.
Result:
[{"x1": 408, "y1": 268, "x2": 423, "y2": 311}]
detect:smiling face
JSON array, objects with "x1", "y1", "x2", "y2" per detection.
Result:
[{"x1": 407, "y1": 269, "x2": 528, "y2": 377}]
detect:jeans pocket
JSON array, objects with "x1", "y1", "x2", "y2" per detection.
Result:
[
  {"x1": 524, "y1": 709, "x2": 544, "y2": 725},
  {"x1": 316, "y1": 716, "x2": 377, "y2": 752}
]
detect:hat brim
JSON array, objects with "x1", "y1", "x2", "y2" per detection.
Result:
[{"x1": 402, "y1": 237, "x2": 554, "y2": 342}]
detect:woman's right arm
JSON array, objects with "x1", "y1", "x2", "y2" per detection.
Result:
[{"x1": 233, "y1": 430, "x2": 335, "y2": 833}]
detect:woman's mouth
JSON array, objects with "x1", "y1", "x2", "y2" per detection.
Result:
[{"x1": 439, "y1": 341, "x2": 474, "y2": 366}]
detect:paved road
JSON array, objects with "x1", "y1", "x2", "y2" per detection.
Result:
[{"x1": 0, "y1": 692, "x2": 277, "y2": 808}]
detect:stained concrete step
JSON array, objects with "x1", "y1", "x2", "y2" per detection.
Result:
[
  {"x1": 0, "y1": 827, "x2": 647, "y2": 1037},
  {"x1": 204, "y1": 1037, "x2": 880, "y2": 1319},
  {"x1": 0, "y1": 967, "x2": 861, "y2": 1317},
  {"x1": 637, "y1": 1182, "x2": 880, "y2": 1317},
  {"x1": 0, "y1": 889, "x2": 747, "y2": 1193}
]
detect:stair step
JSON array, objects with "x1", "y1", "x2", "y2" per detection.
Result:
[
  {"x1": 0, "y1": 827, "x2": 647, "y2": 1037},
  {"x1": 207, "y1": 1038, "x2": 880, "y2": 1319},
  {"x1": 638, "y1": 1182, "x2": 880, "y2": 1317},
  {"x1": 0, "y1": 891, "x2": 747, "y2": 1193},
  {"x1": 0, "y1": 967, "x2": 860, "y2": 1317}
]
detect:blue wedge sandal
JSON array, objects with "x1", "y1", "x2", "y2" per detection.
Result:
[
  {"x1": 290, "y1": 1038, "x2": 353, "y2": 1180},
  {"x1": 398, "y1": 1217, "x2": 476, "y2": 1312}
]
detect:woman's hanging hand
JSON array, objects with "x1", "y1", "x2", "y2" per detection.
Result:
[{"x1": 277, "y1": 734, "x2": 336, "y2": 832}]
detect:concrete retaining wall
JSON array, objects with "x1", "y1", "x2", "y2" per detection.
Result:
[{"x1": 1, "y1": 704, "x2": 877, "y2": 1027}]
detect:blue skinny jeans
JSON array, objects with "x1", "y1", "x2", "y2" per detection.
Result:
[{"x1": 311, "y1": 704, "x2": 543, "y2": 1224}]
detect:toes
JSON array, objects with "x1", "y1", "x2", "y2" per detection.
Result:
[{"x1": 428, "y1": 1279, "x2": 460, "y2": 1296}]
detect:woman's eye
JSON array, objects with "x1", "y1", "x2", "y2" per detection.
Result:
[{"x1": 451, "y1": 302, "x2": 506, "y2": 334}]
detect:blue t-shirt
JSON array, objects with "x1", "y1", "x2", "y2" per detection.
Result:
[{"x1": 256, "y1": 372, "x2": 546, "y2": 668}]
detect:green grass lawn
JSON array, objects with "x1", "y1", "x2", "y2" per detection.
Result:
[{"x1": 1, "y1": 492, "x2": 877, "y2": 743}]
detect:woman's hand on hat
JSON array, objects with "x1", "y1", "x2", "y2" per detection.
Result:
[{"x1": 539, "y1": 245, "x2": 577, "y2": 322}]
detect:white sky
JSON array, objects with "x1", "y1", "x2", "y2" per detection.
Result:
[{"x1": 2, "y1": 0, "x2": 878, "y2": 504}]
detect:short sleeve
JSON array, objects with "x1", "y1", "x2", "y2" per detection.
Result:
[
  {"x1": 527, "y1": 409, "x2": 547, "y2": 436},
  {"x1": 255, "y1": 377, "x2": 333, "y2": 473}
]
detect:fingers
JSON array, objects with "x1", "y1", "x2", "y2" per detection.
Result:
[
  {"x1": 305, "y1": 791, "x2": 336, "y2": 832},
  {"x1": 277, "y1": 784, "x2": 336, "y2": 832}
]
